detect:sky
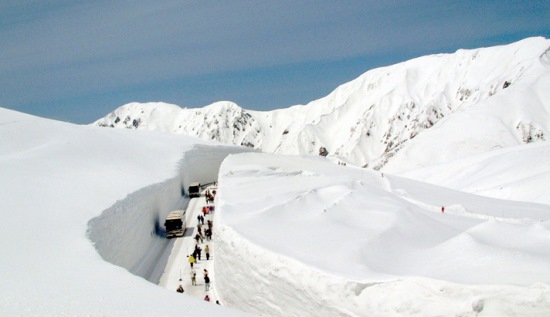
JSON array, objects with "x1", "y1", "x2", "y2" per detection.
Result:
[{"x1": 1, "y1": 1, "x2": 549, "y2": 124}]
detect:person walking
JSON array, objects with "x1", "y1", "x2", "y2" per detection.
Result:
[
  {"x1": 190, "y1": 268, "x2": 197, "y2": 286},
  {"x1": 205, "y1": 245, "x2": 210, "y2": 260},
  {"x1": 188, "y1": 254, "x2": 195, "y2": 268},
  {"x1": 204, "y1": 274, "x2": 210, "y2": 291}
]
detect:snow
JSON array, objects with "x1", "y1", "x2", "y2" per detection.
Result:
[
  {"x1": 2, "y1": 105, "x2": 550, "y2": 316},
  {"x1": 2, "y1": 37, "x2": 550, "y2": 317},
  {"x1": 400, "y1": 142, "x2": 550, "y2": 205},
  {"x1": 94, "y1": 37, "x2": 550, "y2": 171},
  {"x1": 214, "y1": 153, "x2": 550, "y2": 316},
  {"x1": 0, "y1": 107, "x2": 249, "y2": 316}
]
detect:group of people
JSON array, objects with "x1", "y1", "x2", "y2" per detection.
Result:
[
  {"x1": 194, "y1": 219, "x2": 213, "y2": 243},
  {"x1": 205, "y1": 188, "x2": 216, "y2": 203},
  {"x1": 179, "y1": 188, "x2": 221, "y2": 304}
]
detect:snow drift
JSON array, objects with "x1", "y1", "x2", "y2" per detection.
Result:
[
  {"x1": 214, "y1": 152, "x2": 550, "y2": 316},
  {"x1": 0, "y1": 107, "x2": 248, "y2": 316}
]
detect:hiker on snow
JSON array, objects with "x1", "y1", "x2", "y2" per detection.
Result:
[
  {"x1": 204, "y1": 274, "x2": 211, "y2": 291},
  {"x1": 190, "y1": 268, "x2": 197, "y2": 286}
]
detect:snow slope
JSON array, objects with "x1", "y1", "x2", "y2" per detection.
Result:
[
  {"x1": 400, "y1": 142, "x2": 550, "y2": 205},
  {"x1": 2, "y1": 104, "x2": 550, "y2": 316},
  {"x1": 0, "y1": 107, "x2": 249, "y2": 316},
  {"x1": 94, "y1": 37, "x2": 550, "y2": 171},
  {"x1": 214, "y1": 152, "x2": 550, "y2": 316}
]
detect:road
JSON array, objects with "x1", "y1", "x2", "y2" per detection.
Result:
[{"x1": 159, "y1": 186, "x2": 220, "y2": 304}]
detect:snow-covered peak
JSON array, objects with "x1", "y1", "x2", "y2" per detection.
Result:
[{"x1": 94, "y1": 37, "x2": 550, "y2": 172}]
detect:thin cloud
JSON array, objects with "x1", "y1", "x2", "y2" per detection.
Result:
[{"x1": 0, "y1": 1, "x2": 548, "y2": 122}]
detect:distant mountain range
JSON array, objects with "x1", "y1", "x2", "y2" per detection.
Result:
[{"x1": 94, "y1": 37, "x2": 550, "y2": 172}]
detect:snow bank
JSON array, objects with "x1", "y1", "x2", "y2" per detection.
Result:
[
  {"x1": 88, "y1": 144, "x2": 253, "y2": 283},
  {"x1": 214, "y1": 152, "x2": 550, "y2": 316},
  {"x1": 0, "y1": 107, "x2": 248, "y2": 316}
]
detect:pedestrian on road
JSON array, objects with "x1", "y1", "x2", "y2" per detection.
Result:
[
  {"x1": 197, "y1": 246, "x2": 202, "y2": 261},
  {"x1": 204, "y1": 275, "x2": 210, "y2": 291},
  {"x1": 190, "y1": 268, "x2": 197, "y2": 286},
  {"x1": 188, "y1": 254, "x2": 195, "y2": 268},
  {"x1": 177, "y1": 285, "x2": 184, "y2": 293},
  {"x1": 200, "y1": 215, "x2": 204, "y2": 224},
  {"x1": 205, "y1": 245, "x2": 210, "y2": 260},
  {"x1": 194, "y1": 233, "x2": 200, "y2": 243},
  {"x1": 197, "y1": 214, "x2": 201, "y2": 224},
  {"x1": 204, "y1": 295, "x2": 210, "y2": 302}
]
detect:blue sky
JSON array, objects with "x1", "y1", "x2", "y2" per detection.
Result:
[{"x1": 1, "y1": 1, "x2": 549, "y2": 124}]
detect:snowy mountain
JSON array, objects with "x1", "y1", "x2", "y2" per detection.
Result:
[
  {"x1": 3, "y1": 107, "x2": 549, "y2": 316},
  {"x1": 94, "y1": 37, "x2": 550, "y2": 171},
  {"x1": 3, "y1": 36, "x2": 550, "y2": 317}
]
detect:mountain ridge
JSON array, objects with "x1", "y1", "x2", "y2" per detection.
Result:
[{"x1": 94, "y1": 37, "x2": 550, "y2": 171}]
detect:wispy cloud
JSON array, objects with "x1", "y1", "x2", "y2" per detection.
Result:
[{"x1": 0, "y1": 1, "x2": 548, "y2": 122}]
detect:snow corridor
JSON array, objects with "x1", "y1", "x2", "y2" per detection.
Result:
[{"x1": 87, "y1": 144, "x2": 250, "y2": 290}]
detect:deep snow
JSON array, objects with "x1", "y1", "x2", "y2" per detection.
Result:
[
  {"x1": 2, "y1": 37, "x2": 550, "y2": 317},
  {"x1": 213, "y1": 153, "x2": 550, "y2": 316},
  {"x1": 2, "y1": 104, "x2": 550, "y2": 316},
  {"x1": 0, "y1": 107, "x2": 249, "y2": 316}
]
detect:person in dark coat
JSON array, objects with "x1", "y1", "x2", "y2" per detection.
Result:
[{"x1": 204, "y1": 275, "x2": 210, "y2": 291}]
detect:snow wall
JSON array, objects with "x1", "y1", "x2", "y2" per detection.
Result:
[
  {"x1": 87, "y1": 144, "x2": 254, "y2": 283},
  {"x1": 215, "y1": 214, "x2": 550, "y2": 317}
]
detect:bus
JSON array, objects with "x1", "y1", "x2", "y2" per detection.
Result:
[
  {"x1": 164, "y1": 210, "x2": 185, "y2": 238},
  {"x1": 188, "y1": 182, "x2": 201, "y2": 198}
]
